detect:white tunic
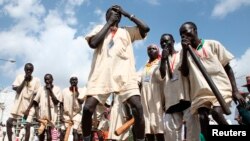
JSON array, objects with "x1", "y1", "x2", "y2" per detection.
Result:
[
  {"x1": 34, "y1": 86, "x2": 62, "y2": 124},
  {"x1": 162, "y1": 52, "x2": 190, "y2": 113},
  {"x1": 85, "y1": 25, "x2": 144, "y2": 95},
  {"x1": 187, "y1": 39, "x2": 233, "y2": 114},
  {"x1": 62, "y1": 87, "x2": 86, "y2": 129},
  {"x1": 11, "y1": 74, "x2": 40, "y2": 117},
  {"x1": 140, "y1": 58, "x2": 165, "y2": 134}
]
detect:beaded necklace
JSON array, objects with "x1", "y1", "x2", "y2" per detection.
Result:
[{"x1": 145, "y1": 58, "x2": 159, "y2": 75}]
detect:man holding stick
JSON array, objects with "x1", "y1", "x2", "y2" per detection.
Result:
[
  {"x1": 179, "y1": 21, "x2": 245, "y2": 140},
  {"x1": 6, "y1": 63, "x2": 40, "y2": 141},
  {"x1": 159, "y1": 33, "x2": 200, "y2": 141},
  {"x1": 61, "y1": 76, "x2": 86, "y2": 141},
  {"x1": 33, "y1": 73, "x2": 62, "y2": 141},
  {"x1": 83, "y1": 4, "x2": 150, "y2": 141}
]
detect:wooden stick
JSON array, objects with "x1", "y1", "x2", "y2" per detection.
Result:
[
  {"x1": 64, "y1": 87, "x2": 76, "y2": 141},
  {"x1": 37, "y1": 118, "x2": 55, "y2": 135},
  {"x1": 37, "y1": 119, "x2": 48, "y2": 135},
  {"x1": 187, "y1": 45, "x2": 231, "y2": 115},
  {"x1": 64, "y1": 120, "x2": 73, "y2": 141},
  {"x1": 115, "y1": 117, "x2": 134, "y2": 136}
]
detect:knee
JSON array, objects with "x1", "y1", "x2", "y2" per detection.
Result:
[
  {"x1": 131, "y1": 103, "x2": 143, "y2": 118},
  {"x1": 82, "y1": 105, "x2": 94, "y2": 115}
]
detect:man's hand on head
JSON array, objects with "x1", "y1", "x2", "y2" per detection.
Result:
[
  {"x1": 107, "y1": 11, "x2": 120, "y2": 25},
  {"x1": 111, "y1": 5, "x2": 129, "y2": 18}
]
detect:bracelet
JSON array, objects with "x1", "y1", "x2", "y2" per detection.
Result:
[{"x1": 129, "y1": 14, "x2": 135, "y2": 19}]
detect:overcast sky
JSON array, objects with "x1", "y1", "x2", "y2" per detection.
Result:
[{"x1": 0, "y1": 0, "x2": 250, "y2": 92}]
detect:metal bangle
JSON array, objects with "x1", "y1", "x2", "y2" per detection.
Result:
[{"x1": 130, "y1": 14, "x2": 135, "y2": 19}]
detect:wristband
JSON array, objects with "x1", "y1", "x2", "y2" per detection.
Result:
[{"x1": 129, "y1": 14, "x2": 135, "y2": 19}]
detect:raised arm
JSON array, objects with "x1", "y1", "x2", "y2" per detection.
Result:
[
  {"x1": 88, "y1": 23, "x2": 113, "y2": 49},
  {"x1": 88, "y1": 7, "x2": 120, "y2": 49},
  {"x1": 46, "y1": 85, "x2": 60, "y2": 105},
  {"x1": 13, "y1": 74, "x2": 31, "y2": 94},
  {"x1": 159, "y1": 49, "x2": 168, "y2": 79},
  {"x1": 13, "y1": 80, "x2": 26, "y2": 94},
  {"x1": 112, "y1": 5, "x2": 150, "y2": 38},
  {"x1": 180, "y1": 38, "x2": 190, "y2": 76}
]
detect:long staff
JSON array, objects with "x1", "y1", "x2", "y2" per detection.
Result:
[
  {"x1": 47, "y1": 89, "x2": 52, "y2": 121},
  {"x1": 64, "y1": 87, "x2": 75, "y2": 141},
  {"x1": 187, "y1": 45, "x2": 231, "y2": 115}
]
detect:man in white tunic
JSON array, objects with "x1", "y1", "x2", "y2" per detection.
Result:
[
  {"x1": 61, "y1": 76, "x2": 86, "y2": 141},
  {"x1": 33, "y1": 74, "x2": 62, "y2": 141},
  {"x1": 159, "y1": 33, "x2": 200, "y2": 141},
  {"x1": 6, "y1": 63, "x2": 40, "y2": 141},
  {"x1": 83, "y1": 5, "x2": 150, "y2": 141},
  {"x1": 140, "y1": 44, "x2": 165, "y2": 141},
  {"x1": 179, "y1": 21, "x2": 245, "y2": 140}
]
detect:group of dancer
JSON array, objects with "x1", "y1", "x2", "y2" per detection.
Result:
[
  {"x1": 83, "y1": 4, "x2": 245, "y2": 141},
  {"x1": 7, "y1": 63, "x2": 86, "y2": 141},
  {"x1": 6, "y1": 4, "x2": 247, "y2": 141}
]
